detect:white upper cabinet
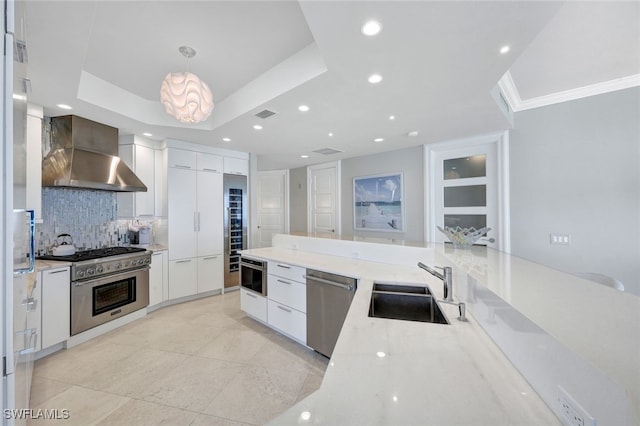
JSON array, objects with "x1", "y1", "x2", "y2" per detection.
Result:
[
  {"x1": 224, "y1": 156, "x2": 249, "y2": 176},
  {"x1": 154, "y1": 148, "x2": 167, "y2": 217},
  {"x1": 197, "y1": 152, "x2": 223, "y2": 173},
  {"x1": 167, "y1": 147, "x2": 197, "y2": 169},
  {"x1": 26, "y1": 105, "x2": 43, "y2": 220},
  {"x1": 118, "y1": 136, "x2": 157, "y2": 218},
  {"x1": 167, "y1": 166, "x2": 198, "y2": 260},
  {"x1": 196, "y1": 171, "x2": 223, "y2": 256}
]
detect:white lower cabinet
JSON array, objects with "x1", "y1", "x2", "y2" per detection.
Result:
[
  {"x1": 169, "y1": 255, "x2": 223, "y2": 299},
  {"x1": 149, "y1": 250, "x2": 168, "y2": 307},
  {"x1": 168, "y1": 259, "x2": 198, "y2": 299},
  {"x1": 197, "y1": 255, "x2": 223, "y2": 293},
  {"x1": 267, "y1": 300, "x2": 306, "y2": 343},
  {"x1": 268, "y1": 275, "x2": 306, "y2": 313},
  {"x1": 41, "y1": 267, "x2": 70, "y2": 349},
  {"x1": 264, "y1": 262, "x2": 307, "y2": 343},
  {"x1": 240, "y1": 288, "x2": 267, "y2": 322},
  {"x1": 28, "y1": 273, "x2": 42, "y2": 353}
]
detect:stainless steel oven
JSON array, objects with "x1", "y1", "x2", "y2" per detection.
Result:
[
  {"x1": 240, "y1": 256, "x2": 267, "y2": 296},
  {"x1": 39, "y1": 247, "x2": 151, "y2": 336},
  {"x1": 71, "y1": 266, "x2": 149, "y2": 335}
]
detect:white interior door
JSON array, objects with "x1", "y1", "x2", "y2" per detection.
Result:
[
  {"x1": 427, "y1": 133, "x2": 509, "y2": 250},
  {"x1": 308, "y1": 162, "x2": 340, "y2": 235},
  {"x1": 256, "y1": 170, "x2": 288, "y2": 247}
]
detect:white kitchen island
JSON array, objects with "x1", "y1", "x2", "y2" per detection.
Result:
[{"x1": 240, "y1": 234, "x2": 639, "y2": 426}]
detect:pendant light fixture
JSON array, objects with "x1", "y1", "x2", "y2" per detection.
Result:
[{"x1": 160, "y1": 46, "x2": 214, "y2": 124}]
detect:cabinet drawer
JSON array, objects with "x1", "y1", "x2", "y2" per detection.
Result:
[
  {"x1": 241, "y1": 289, "x2": 267, "y2": 322},
  {"x1": 268, "y1": 274, "x2": 306, "y2": 313},
  {"x1": 167, "y1": 148, "x2": 196, "y2": 169},
  {"x1": 197, "y1": 152, "x2": 223, "y2": 173},
  {"x1": 267, "y1": 300, "x2": 306, "y2": 343},
  {"x1": 267, "y1": 261, "x2": 305, "y2": 283}
]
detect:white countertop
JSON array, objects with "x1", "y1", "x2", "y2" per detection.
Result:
[{"x1": 241, "y1": 247, "x2": 562, "y2": 425}]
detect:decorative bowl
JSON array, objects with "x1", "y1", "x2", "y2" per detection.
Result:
[{"x1": 437, "y1": 226, "x2": 491, "y2": 249}]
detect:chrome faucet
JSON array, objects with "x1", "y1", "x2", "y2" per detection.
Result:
[
  {"x1": 417, "y1": 262, "x2": 453, "y2": 302},
  {"x1": 417, "y1": 262, "x2": 467, "y2": 321}
]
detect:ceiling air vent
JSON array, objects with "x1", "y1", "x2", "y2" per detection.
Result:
[
  {"x1": 313, "y1": 147, "x2": 343, "y2": 156},
  {"x1": 254, "y1": 109, "x2": 277, "y2": 119}
]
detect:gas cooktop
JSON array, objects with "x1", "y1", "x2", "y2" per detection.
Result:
[{"x1": 38, "y1": 246, "x2": 147, "y2": 262}]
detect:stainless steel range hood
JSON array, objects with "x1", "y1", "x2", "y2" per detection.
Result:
[{"x1": 42, "y1": 115, "x2": 147, "y2": 192}]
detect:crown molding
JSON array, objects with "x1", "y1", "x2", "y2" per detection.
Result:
[{"x1": 498, "y1": 71, "x2": 640, "y2": 112}]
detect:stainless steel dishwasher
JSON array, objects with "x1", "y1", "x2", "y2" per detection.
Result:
[{"x1": 306, "y1": 269, "x2": 357, "y2": 358}]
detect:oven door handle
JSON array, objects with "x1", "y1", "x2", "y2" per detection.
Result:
[
  {"x1": 240, "y1": 262, "x2": 265, "y2": 272},
  {"x1": 73, "y1": 266, "x2": 150, "y2": 287}
]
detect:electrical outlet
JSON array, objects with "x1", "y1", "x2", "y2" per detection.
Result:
[
  {"x1": 557, "y1": 386, "x2": 596, "y2": 426},
  {"x1": 550, "y1": 233, "x2": 571, "y2": 245}
]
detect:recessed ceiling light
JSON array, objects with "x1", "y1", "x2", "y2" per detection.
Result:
[
  {"x1": 328, "y1": 132, "x2": 334, "y2": 137},
  {"x1": 376, "y1": 351, "x2": 386, "y2": 358},
  {"x1": 373, "y1": 138, "x2": 384, "y2": 142},
  {"x1": 13, "y1": 94, "x2": 26, "y2": 101},
  {"x1": 253, "y1": 125, "x2": 263, "y2": 130},
  {"x1": 407, "y1": 130, "x2": 419, "y2": 137},
  {"x1": 500, "y1": 45, "x2": 510, "y2": 54},
  {"x1": 222, "y1": 137, "x2": 231, "y2": 142},
  {"x1": 298, "y1": 105, "x2": 310, "y2": 112},
  {"x1": 300, "y1": 154, "x2": 309, "y2": 158},
  {"x1": 57, "y1": 104, "x2": 72, "y2": 110},
  {"x1": 389, "y1": 115, "x2": 395, "y2": 120},
  {"x1": 361, "y1": 20, "x2": 382, "y2": 36},
  {"x1": 142, "y1": 132, "x2": 152, "y2": 137},
  {"x1": 368, "y1": 74, "x2": 383, "y2": 84}
]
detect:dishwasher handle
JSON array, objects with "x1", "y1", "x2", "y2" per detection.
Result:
[{"x1": 304, "y1": 275, "x2": 356, "y2": 292}]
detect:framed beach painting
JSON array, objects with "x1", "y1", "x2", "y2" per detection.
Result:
[{"x1": 353, "y1": 172, "x2": 404, "y2": 232}]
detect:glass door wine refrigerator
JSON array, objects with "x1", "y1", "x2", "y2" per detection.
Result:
[{"x1": 223, "y1": 174, "x2": 247, "y2": 288}]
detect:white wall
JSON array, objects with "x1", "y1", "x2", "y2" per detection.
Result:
[
  {"x1": 509, "y1": 87, "x2": 640, "y2": 295},
  {"x1": 340, "y1": 145, "x2": 424, "y2": 241}
]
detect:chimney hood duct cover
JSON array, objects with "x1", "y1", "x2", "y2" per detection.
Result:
[{"x1": 42, "y1": 115, "x2": 147, "y2": 192}]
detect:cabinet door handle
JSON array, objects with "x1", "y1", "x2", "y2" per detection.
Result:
[
  {"x1": 202, "y1": 168, "x2": 218, "y2": 172},
  {"x1": 277, "y1": 305, "x2": 291, "y2": 313},
  {"x1": 277, "y1": 279, "x2": 291, "y2": 285},
  {"x1": 203, "y1": 256, "x2": 217, "y2": 260},
  {"x1": 175, "y1": 259, "x2": 192, "y2": 264},
  {"x1": 47, "y1": 269, "x2": 68, "y2": 274},
  {"x1": 153, "y1": 252, "x2": 162, "y2": 257},
  {"x1": 22, "y1": 297, "x2": 38, "y2": 312},
  {"x1": 174, "y1": 164, "x2": 192, "y2": 169},
  {"x1": 245, "y1": 291, "x2": 257, "y2": 299},
  {"x1": 198, "y1": 212, "x2": 201, "y2": 232},
  {"x1": 277, "y1": 264, "x2": 291, "y2": 269}
]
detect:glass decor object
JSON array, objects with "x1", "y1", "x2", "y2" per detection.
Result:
[{"x1": 437, "y1": 225, "x2": 491, "y2": 249}]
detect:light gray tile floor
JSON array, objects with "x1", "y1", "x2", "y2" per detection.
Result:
[{"x1": 29, "y1": 290, "x2": 327, "y2": 425}]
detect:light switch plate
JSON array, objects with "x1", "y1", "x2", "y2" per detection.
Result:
[{"x1": 550, "y1": 233, "x2": 571, "y2": 245}]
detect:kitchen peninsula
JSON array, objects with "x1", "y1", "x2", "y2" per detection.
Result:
[{"x1": 241, "y1": 234, "x2": 639, "y2": 426}]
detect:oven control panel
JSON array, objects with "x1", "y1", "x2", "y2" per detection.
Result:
[{"x1": 72, "y1": 252, "x2": 151, "y2": 281}]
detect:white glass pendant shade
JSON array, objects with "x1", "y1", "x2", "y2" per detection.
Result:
[{"x1": 160, "y1": 71, "x2": 214, "y2": 123}]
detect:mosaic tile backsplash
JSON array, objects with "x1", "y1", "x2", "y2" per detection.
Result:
[{"x1": 37, "y1": 188, "x2": 135, "y2": 255}]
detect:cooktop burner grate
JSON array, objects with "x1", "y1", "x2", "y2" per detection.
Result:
[{"x1": 38, "y1": 246, "x2": 147, "y2": 262}]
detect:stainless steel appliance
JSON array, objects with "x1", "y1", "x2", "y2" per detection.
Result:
[
  {"x1": 306, "y1": 269, "x2": 357, "y2": 358},
  {"x1": 240, "y1": 256, "x2": 267, "y2": 296},
  {"x1": 42, "y1": 115, "x2": 147, "y2": 192},
  {"x1": 224, "y1": 174, "x2": 247, "y2": 288},
  {"x1": 4, "y1": 0, "x2": 39, "y2": 415},
  {"x1": 39, "y1": 247, "x2": 150, "y2": 335}
]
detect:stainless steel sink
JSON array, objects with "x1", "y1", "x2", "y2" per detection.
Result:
[{"x1": 368, "y1": 282, "x2": 449, "y2": 324}]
